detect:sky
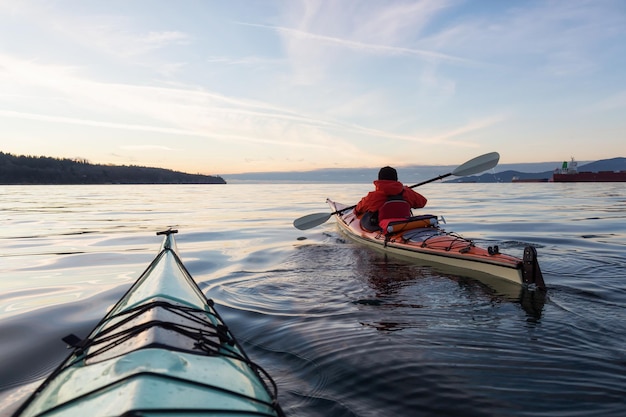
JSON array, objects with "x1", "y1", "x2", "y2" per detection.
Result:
[{"x1": 0, "y1": 0, "x2": 625, "y2": 176}]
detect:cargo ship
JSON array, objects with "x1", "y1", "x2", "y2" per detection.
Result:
[{"x1": 552, "y1": 158, "x2": 626, "y2": 182}]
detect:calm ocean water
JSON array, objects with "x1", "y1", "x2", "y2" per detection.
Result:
[{"x1": 1, "y1": 183, "x2": 624, "y2": 416}]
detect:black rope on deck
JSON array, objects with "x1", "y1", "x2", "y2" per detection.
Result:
[
  {"x1": 34, "y1": 371, "x2": 284, "y2": 417},
  {"x1": 51, "y1": 300, "x2": 285, "y2": 416},
  {"x1": 64, "y1": 300, "x2": 244, "y2": 364}
]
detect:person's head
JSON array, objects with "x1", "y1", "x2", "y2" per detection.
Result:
[{"x1": 378, "y1": 166, "x2": 398, "y2": 181}]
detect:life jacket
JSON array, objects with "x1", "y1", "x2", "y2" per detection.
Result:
[{"x1": 377, "y1": 192, "x2": 411, "y2": 221}]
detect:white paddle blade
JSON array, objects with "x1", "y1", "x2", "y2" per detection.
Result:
[
  {"x1": 452, "y1": 152, "x2": 500, "y2": 177},
  {"x1": 293, "y1": 212, "x2": 333, "y2": 230}
]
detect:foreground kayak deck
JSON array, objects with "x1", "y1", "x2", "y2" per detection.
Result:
[
  {"x1": 13, "y1": 230, "x2": 285, "y2": 417},
  {"x1": 327, "y1": 200, "x2": 545, "y2": 290}
]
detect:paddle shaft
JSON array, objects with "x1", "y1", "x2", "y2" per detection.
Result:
[{"x1": 407, "y1": 172, "x2": 452, "y2": 189}]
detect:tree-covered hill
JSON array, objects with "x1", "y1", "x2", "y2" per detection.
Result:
[{"x1": 0, "y1": 152, "x2": 226, "y2": 184}]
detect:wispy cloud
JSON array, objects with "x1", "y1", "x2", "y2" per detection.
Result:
[
  {"x1": 0, "y1": 51, "x2": 488, "y2": 157},
  {"x1": 139, "y1": 31, "x2": 190, "y2": 47},
  {"x1": 0, "y1": 109, "x2": 200, "y2": 136},
  {"x1": 206, "y1": 55, "x2": 283, "y2": 67},
  {"x1": 330, "y1": 114, "x2": 505, "y2": 147},
  {"x1": 120, "y1": 145, "x2": 179, "y2": 151},
  {"x1": 241, "y1": 22, "x2": 472, "y2": 64},
  {"x1": 585, "y1": 91, "x2": 626, "y2": 113},
  {"x1": 419, "y1": 0, "x2": 626, "y2": 75},
  {"x1": 3, "y1": 1, "x2": 622, "y2": 172},
  {"x1": 57, "y1": 24, "x2": 191, "y2": 59},
  {"x1": 240, "y1": 0, "x2": 472, "y2": 106},
  {"x1": 2, "y1": 2, "x2": 191, "y2": 59}
]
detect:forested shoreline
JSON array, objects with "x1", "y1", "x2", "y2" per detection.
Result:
[{"x1": 0, "y1": 152, "x2": 226, "y2": 184}]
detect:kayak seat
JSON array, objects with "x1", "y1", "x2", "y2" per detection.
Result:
[{"x1": 378, "y1": 199, "x2": 412, "y2": 222}]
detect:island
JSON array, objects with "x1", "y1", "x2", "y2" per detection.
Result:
[{"x1": 0, "y1": 152, "x2": 226, "y2": 185}]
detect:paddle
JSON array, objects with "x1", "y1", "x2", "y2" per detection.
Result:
[{"x1": 293, "y1": 152, "x2": 500, "y2": 230}]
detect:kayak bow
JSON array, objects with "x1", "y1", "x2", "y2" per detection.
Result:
[
  {"x1": 13, "y1": 229, "x2": 285, "y2": 417},
  {"x1": 326, "y1": 200, "x2": 545, "y2": 290}
]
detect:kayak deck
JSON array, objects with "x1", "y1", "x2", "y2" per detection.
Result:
[
  {"x1": 327, "y1": 199, "x2": 545, "y2": 289},
  {"x1": 14, "y1": 230, "x2": 284, "y2": 417}
]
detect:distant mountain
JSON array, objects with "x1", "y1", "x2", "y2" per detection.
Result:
[
  {"x1": 0, "y1": 152, "x2": 226, "y2": 184},
  {"x1": 226, "y1": 164, "x2": 496, "y2": 183},
  {"x1": 448, "y1": 170, "x2": 551, "y2": 183},
  {"x1": 225, "y1": 165, "x2": 470, "y2": 183},
  {"x1": 225, "y1": 158, "x2": 626, "y2": 184},
  {"x1": 446, "y1": 157, "x2": 626, "y2": 183},
  {"x1": 5, "y1": 151, "x2": 623, "y2": 185},
  {"x1": 578, "y1": 158, "x2": 626, "y2": 172}
]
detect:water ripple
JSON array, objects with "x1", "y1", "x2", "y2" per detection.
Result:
[{"x1": 1, "y1": 184, "x2": 625, "y2": 416}]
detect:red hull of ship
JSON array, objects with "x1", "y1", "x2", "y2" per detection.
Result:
[{"x1": 552, "y1": 171, "x2": 626, "y2": 182}]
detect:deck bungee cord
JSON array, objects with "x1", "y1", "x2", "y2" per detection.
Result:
[
  {"x1": 64, "y1": 301, "x2": 239, "y2": 360},
  {"x1": 382, "y1": 225, "x2": 474, "y2": 252}
]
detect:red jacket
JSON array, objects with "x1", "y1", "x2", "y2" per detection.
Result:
[{"x1": 355, "y1": 180, "x2": 427, "y2": 216}]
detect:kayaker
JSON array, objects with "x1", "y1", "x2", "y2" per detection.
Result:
[{"x1": 354, "y1": 166, "x2": 427, "y2": 230}]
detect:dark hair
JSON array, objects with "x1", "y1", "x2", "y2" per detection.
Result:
[{"x1": 378, "y1": 166, "x2": 398, "y2": 181}]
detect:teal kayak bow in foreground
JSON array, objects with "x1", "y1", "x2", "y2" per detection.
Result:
[{"x1": 13, "y1": 230, "x2": 285, "y2": 417}]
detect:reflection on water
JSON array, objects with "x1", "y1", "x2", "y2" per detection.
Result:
[
  {"x1": 352, "y1": 247, "x2": 546, "y2": 326},
  {"x1": 1, "y1": 183, "x2": 625, "y2": 417}
]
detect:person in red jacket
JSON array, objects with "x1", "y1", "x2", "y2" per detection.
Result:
[{"x1": 355, "y1": 166, "x2": 427, "y2": 230}]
